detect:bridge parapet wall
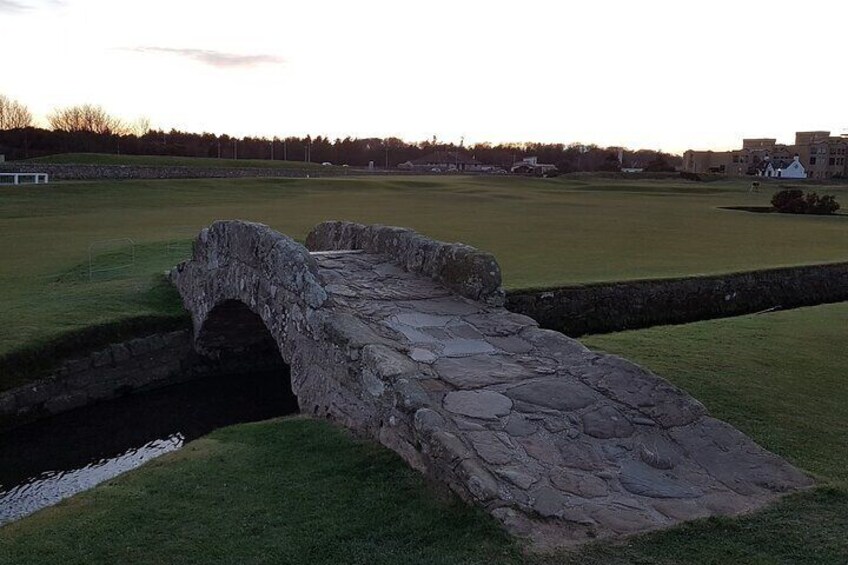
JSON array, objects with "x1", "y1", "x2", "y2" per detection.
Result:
[
  {"x1": 171, "y1": 220, "x2": 327, "y2": 358},
  {"x1": 306, "y1": 221, "x2": 505, "y2": 305}
]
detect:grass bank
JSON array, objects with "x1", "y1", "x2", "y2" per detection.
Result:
[
  {"x1": 0, "y1": 417, "x2": 519, "y2": 565},
  {"x1": 1, "y1": 303, "x2": 846, "y2": 563}
]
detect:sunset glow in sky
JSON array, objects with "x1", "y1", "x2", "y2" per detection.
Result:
[{"x1": 2, "y1": 0, "x2": 846, "y2": 153}]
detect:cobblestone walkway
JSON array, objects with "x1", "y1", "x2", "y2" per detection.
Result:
[{"x1": 314, "y1": 249, "x2": 811, "y2": 546}]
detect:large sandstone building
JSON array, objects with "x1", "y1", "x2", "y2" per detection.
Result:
[{"x1": 683, "y1": 131, "x2": 848, "y2": 179}]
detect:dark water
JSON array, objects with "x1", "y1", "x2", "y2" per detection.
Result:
[{"x1": 0, "y1": 369, "x2": 298, "y2": 526}]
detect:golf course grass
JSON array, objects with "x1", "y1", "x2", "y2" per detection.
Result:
[
  {"x1": 1, "y1": 172, "x2": 846, "y2": 562},
  {"x1": 1, "y1": 174, "x2": 846, "y2": 367},
  {"x1": 1, "y1": 303, "x2": 846, "y2": 564}
]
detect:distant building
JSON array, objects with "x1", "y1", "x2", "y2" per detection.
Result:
[
  {"x1": 510, "y1": 156, "x2": 557, "y2": 175},
  {"x1": 683, "y1": 131, "x2": 847, "y2": 179},
  {"x1": 398, "y1": 151, "x2": 485, "y2": 172},
  {"x1": 778, "y1": 156, "x2": 807, "y2": 179},
  {"x1": 752, "y1": 155, "x2": 806, "y2": 179},
  {"x1": 753, "y1": 160, "x2": 777, "y2": 177}
]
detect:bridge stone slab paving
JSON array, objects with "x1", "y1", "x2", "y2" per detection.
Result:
[{"x1": 172, "y1": 219, "x2": 812, "y2": 549}]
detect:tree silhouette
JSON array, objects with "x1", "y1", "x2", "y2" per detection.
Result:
[
  {"x1": 48, "y1": 104, "x2": 128, "y2": 135},
  {"x1": 0, "y1": 94, "x2": 33, "y2": 130}
]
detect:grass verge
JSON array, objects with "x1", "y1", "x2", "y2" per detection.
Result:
[
  {"x1": 0, "y1": 417, "x2": 520, "y2": 565},
  {"x1": 0, "y1": 274, "x2": 187, "y2": 392}
]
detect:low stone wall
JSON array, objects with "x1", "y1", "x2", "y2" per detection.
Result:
[
  {"x1": 306, "y1": 221, "x2": 505, "y2": 305},
  {"x1": 0, "y1": 329, "x2": 280, "y2": 432},
  {"x1": 506, "y1": 262, "x2": 848, "y2": 336},
  {"x1": 0, "y1": 163, "x2": 325, "y2": 181}
]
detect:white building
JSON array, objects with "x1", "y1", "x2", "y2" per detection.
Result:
[
  {"x1": 777, "y1": 156, "x2": 807, "y2": 179},
  {"x1": 757, "y1": 161, "x2": 777, "y2": 177},
  {"x1": 510, "y1": 156, "x2": 557, "y2": 175},
  {"x1": 755, "y1": 155, "x2": 806, "y2": 179}
]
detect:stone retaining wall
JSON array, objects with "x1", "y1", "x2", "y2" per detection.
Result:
[
  {"x1": 306, "y1": 221, "x2": 505, "y2": 305},
  {"x1": 0, "y1": 163, "x2": 325, "y2": 181},
  {"x1": 506, "y1": 262, "x2": 848, "y2": 336},
  {"x1": 0, "y1": 329, "x2": 280, "y2": 432}
]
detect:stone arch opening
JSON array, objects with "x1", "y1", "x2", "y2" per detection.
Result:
[{"x1": 196, "y1": 299, "x2": 298, "y2": 414}]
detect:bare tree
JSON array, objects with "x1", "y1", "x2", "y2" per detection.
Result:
[
  {"x1": 0, "y1": 94, "x2": 33, "y2": 130},
  {"x1": 48, "y1": 104, "x2": 129, "y2": 135},
  {"x1": 128, "y1": 116, "x2": 152, "y2": 136}
]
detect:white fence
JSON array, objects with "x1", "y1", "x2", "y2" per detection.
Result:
[{"x1": 0, "y1": 173, "x2": 49, "y2": 185}]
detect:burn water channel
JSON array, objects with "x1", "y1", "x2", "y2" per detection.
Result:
[{"x1": 0, "y1": 367, "x2": 298, "y2": 526}]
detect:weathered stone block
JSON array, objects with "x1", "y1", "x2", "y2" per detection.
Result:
[
  {"x1": 443, "y1": 390, "x2": 512, "y2": 420},
  {"x1": 110, "y1": 343, "x2": 131, "y2": 363},
  {"x1": 44, "y1": 392, "x2": 87, "y2": 414},
  {"x1": 506, "y1": 379, "x2": 596, "y2": 412},
  {"x1": 581, "y1": 406, "x2": 634, "y2": 439}
]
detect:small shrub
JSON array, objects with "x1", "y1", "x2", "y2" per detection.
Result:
[
  {"x1": 771, "y1": 189, "x2": 804, "y2": 212},
  {"x1": 809, "y1": 194, "x2": 840, "y2": 215},
  {"x1": 771, "y1": 189, "x2": 840, "y2": 215}
]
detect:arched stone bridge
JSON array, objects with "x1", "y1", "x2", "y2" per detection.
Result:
[{"x1": 171, "y1": 220, "x2": 811, "y2": 548}]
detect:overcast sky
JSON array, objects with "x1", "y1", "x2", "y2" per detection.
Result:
[{"x1": 2, "y1": 0, "x2": 846, "y2": 153}]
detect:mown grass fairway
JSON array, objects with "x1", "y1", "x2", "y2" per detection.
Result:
[
  {"x1": 1, "y1": 175, "x2": 846, "y2": 362},
  {"x1": 1, "y1": 304, "x2": 846, "y2": 564}
]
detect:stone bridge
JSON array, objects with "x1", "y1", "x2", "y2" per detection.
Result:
[{"x1": 171, "y1": 220, "x2": 812, "y2": 548}]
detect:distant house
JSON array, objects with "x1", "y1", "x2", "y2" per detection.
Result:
[
  {"x1": 752, "y1": 155, "x2": 806, "y2": 178},
  {"x1": 778, "y1": 156, "x2": 807, "y2": 179},
  {"x1": 398, "y1": 151, "x2": 485, "y2": 172},
  {"x1": 753, "y1": 160, "x2": 777, "y2": 177},
  {"x1": 510, "y1": 156, "x2": 557, "y2": 175}
]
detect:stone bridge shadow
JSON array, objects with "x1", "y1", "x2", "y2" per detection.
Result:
[
  {"x1": 171, "y1": 219, "x2": 813, "y2": 550},
  {"x1": 196, "y1": 299, "x2": 297, "y2": 407}
]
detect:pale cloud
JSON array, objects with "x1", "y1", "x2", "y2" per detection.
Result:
[
  {"x1": 126, "y1": 47, "x2": 285, "y2": 69},
  {"x1": 0, "y1": 0, "x2": 32, "y2": 12},
  {"x1": 0, "y1": 0, "x2": 62, "y2": 12}
]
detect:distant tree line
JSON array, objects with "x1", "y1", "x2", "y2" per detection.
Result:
[{"x1": 0, "y1": 93, "x2": 681, "y2": 171}]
